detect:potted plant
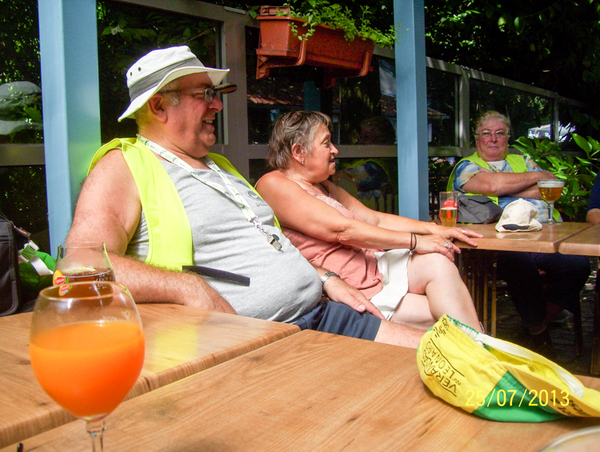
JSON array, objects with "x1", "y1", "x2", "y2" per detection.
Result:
[{"x1": 251, "y1": 1, "x2": 399, "y2": 88}]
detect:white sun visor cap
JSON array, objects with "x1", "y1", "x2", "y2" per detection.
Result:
[{"x1": 118, "y1": 45, "x2": 230, "y2": 121}]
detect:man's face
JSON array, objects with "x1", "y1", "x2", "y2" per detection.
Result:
[
  {"x1": 475, "y1": 119, "x2": 510, "y2": 162},
  {"x1": 164, "y1": 72, "x2": 223, "y2": 157}
]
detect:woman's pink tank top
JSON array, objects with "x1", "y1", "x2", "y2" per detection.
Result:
[{"x1": 283, "y1": 189, "x2": 383, "y2": 298}]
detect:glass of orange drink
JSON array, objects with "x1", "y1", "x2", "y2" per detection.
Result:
[{"x1": 29, "y1": 281, "x2": 145, "y2": 451}]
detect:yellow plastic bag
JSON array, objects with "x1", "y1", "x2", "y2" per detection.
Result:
[{"x1": 417, "y1": 315, "x2": 600, "y2": 422}]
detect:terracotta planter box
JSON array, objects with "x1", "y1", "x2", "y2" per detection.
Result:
[{"x1": 255, "y1": 6, "x2": 374, "y2": 88}]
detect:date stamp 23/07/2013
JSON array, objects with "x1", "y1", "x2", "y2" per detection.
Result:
[{"x1": 465, "y1": 388, "x2": 570, "y2": 408}]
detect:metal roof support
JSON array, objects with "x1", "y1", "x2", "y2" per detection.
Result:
[
  {"x1": 37, "y1": 0, "x2": 101, "y2": 253},
  {"x1": 394, "y1": 0, "x2": 429, "y2": 220}
]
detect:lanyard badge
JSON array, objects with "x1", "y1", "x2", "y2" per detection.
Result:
[{"x1": 137, "y1": 136, "x2": 282, "y2": 251}]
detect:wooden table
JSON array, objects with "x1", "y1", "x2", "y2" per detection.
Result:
[
  {"x1": 455, "y1": 222, "x2": 591, "y2": 343},
  {"x1": 0, "y1": 304, "x2": 299, "y2": 448},
  {"x1": 558, "y1": 223, "x2": 600, "y2": 375},
  {"x1": 558, "y1": 223, "x2": 600, "y2": 256},
  {"x1": 5, "y1": 330, "x2": 600, "y2": 452},
  {"x1": 458, "y1": 222, "x2": 593, "y2": 253}
]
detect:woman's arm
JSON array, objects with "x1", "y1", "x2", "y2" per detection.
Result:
[
  {"x1": 256, "y1": 172, "x2": 412, "y2": 250},
  {"x1": 325, "y1": 181, "x2": 434, "y2": 233},
  {"x1": 324, "y1": 181, "x2": 480, "y2": 248},
  {"x1": 256, "y1": 172, "x2": 477, "y2": 259}
]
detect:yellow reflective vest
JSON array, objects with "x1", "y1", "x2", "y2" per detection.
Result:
[{"x1": 89, "y1": 138, "x2": 277, "y2": 271}]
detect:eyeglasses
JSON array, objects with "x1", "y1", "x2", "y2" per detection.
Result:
[
  {"x1": 159, "y1": 87, "x2": 219, "y2": 103},
  {"x1": 159, "y1": 83, "x2": 237, "y2": 104},
  {"x1": 477, "y1": 130, "x2": 510, "y2": 140}
]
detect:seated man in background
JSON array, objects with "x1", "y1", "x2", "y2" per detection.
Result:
[
  {"x1": 64, "y1": 45, "x2": 446, "y2": 348},
  {"x1": 448, "y1": 111, "x2": 590, "y2": 340}
]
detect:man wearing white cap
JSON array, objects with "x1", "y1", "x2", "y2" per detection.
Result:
[{"x1": 65, "y1": 45, "x2": 434, "y2": 348}]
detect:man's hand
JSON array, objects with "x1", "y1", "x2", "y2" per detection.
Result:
[{"x1": 322, "y1": 276, "x2": 385, "y2": 319}]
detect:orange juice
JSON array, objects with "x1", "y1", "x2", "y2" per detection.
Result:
[{"x1": 29, "y1": 321, "x2": 145, "y2": 419}]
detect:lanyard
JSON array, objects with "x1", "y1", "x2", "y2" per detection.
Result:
[{"x1": 137, "y1": 136, "x2": 281, "y2": 251}]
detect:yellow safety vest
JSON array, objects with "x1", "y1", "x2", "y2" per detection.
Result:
[{"x1": 89, "y1": 138, "x2": 278, "y2": 270}]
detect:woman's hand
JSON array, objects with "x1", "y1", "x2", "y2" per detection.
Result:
[
  {"x1": 427, "y1": 224, "x2": 483, "y2": 248},
  {"x1": 413, "y1": 234, "x2": 461, "y2": 261}
]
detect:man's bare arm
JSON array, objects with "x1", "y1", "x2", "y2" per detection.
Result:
[
  {"x1": 65, "y1": 150, "x2": 236, "y2": 313},
  {"x1": 462, "y1": 169, "x2": 556, "y2": 197},
  {"x1": 108, "y1": 253, "x2": 236, "y2": 313}
]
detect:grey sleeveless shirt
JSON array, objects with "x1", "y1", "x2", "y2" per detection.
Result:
[{"x1": 126, "y1": 159, "x2": 322, "y2": 323}]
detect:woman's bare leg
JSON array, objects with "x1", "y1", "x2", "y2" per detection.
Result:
[
  {"x1": 394, "y1": 253, "x2": 482, "y2": 332},
  {"x1": 389, "y1": 293, "x2": 436, "y2": 330}
]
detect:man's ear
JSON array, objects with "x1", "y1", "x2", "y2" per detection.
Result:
[{"x1": 146, "y1": 94, "x2": 168, "y2": 122}]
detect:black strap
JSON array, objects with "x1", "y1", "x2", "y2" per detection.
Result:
[{"x1": 182, "y1": 265, "x2": 250, "y2": 287}]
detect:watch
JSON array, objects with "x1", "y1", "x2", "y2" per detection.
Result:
[{"x1": 320, "y1": 271, "x2": 340, "y2": 287}]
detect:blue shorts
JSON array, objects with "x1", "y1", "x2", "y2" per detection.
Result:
[{"x1": 295, "y1": 301, "x2": 381, "y2": 341}]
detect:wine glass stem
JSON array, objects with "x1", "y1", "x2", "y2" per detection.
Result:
[
  {"x1": 548, "y1": 202, "x2": 554, "y2": 224},
  {"x1": 86, "y1": 420, "x2": 105, "y2": 452}
]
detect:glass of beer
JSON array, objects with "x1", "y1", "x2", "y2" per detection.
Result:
[
  {"x1": 54, "y1": 242, "x2": 115, "y2": 285},
  {"x1": 537, "y1": 179, "x2": 565, "y2": 224},
  {"x1": 30, "y1": 281, "x2": 145, "y2": 451},
  {"x1": 439, "y1": 191, "x2": 458, "y2": 227}
]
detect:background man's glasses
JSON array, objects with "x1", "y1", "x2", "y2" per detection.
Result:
[{"x1": 478, "y1": 130, "x2": 510, "y2": 140}]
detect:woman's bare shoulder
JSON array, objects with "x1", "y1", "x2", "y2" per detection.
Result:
[{"x1": 256, "y1": 170, "x2": 293, "y2": 191}]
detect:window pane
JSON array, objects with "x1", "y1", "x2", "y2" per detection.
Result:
[
  {"x1": 333, "y1": 157, "x2": 398, "y2": 214},
  {"x1": 249, "y1": 157, "x2": 399, "y2": 215},
  {"x1": 246, "y1": 25, "x2": 396, "y2": 146},
  {"x1": 246, "y1": 25, "x2": 310, "y2": 145},
  {"x1": 557, "y1": 101, "x2": 592, "y2": 152},
  {"x1": 97, "y1": 0, "x2": 220, "y2": 142},
  {"x1": 427, "y1": 68, "x2": 456, "y2": 146},
  {"x1": 0, "y1": 0, "x2": 48, "y2": 249},
  {"x1": 470, "y1": 79, "x2": 553, "y2": 142},
  {"x1": 0, "y1": 0, "x2": 42, "y2": 144},
  {"x1": 332, "y1": 57, "x2": 396, "y2": 145},
  {"x1": 0, "y1": 165, "x2": 49, "y2": 250}
]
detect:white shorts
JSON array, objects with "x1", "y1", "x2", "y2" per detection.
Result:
[{"x1": 370, "y1": 249, "x2": 410, "y2": 320}]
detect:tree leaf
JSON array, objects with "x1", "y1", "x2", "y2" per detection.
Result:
[
  {"x1": 573, "y1": 133, "x2": 593, "y2": 154},
  {"x1": 514, "y1": 17, "x2": 524, "y2": 34}
]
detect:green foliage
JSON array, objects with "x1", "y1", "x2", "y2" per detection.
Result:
[
  {"x1": 0, "y1": 1, "x2": 43, "y2": 144},
  {"x1": 0, "y1": 0, "x2": 41, "y2": 86},
  {"x1": 96, "y1": 0, "x2": 220, "y2": 141},
  {"x1": 424, "y1": 0, "x2": 600, "y2": 134},
  {"x1": 0, "y1": 81, "x2": 43, "y2": 142},
  {"x1": 251, "y1": 0, "x2": 399, "y2": 48},
  {"x1": 512, "y1": 134, "x2": 600, "y2": 221}
]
